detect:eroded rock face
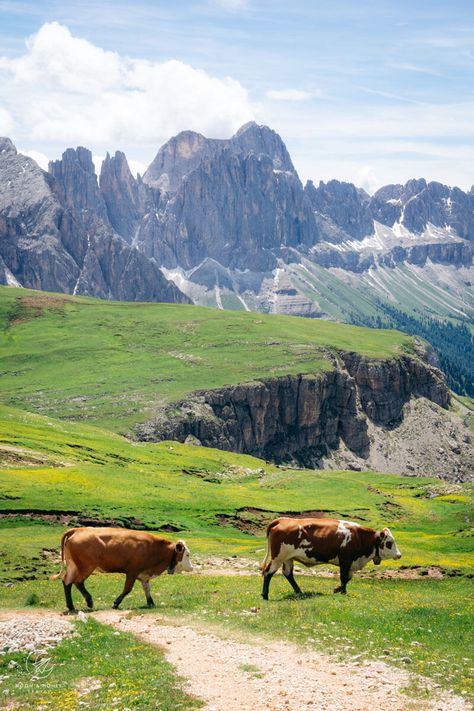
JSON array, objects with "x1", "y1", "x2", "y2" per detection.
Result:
[
  {"x1": 49, "y1": 147, "x2": 108, "y2": 229},
  {"x1": 135, "y1": 353, "x2": 450, "y2": 468},
  {"x1": 136, "y1": 122, "x2": 312, "y2": 271},
  {"x1": 339, "y1": 352, "x2": 450, "y2": 423},
  {"x1": 143, "y1": 121, "x2": 296, "y2": 194},
  {"x1": 99, "y1": 151, "x2": 146, "y2": 242},
  {"x1": 310, "y1": 235, "x2": 473, "y2": 271},
  {"x1": 0, "y1": 137, "x2": 81, "y2": 293},
  {"x1": 305, "y1": 179, "x2": 373, "y2": 241},
  {"x1": 369, "y1": 179, "x2": 474, "y2": 240},
  {"x1": 0, "y1": 139, "x2": 189, "y2": 304}
]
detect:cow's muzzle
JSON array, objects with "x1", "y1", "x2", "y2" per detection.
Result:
[
  {"x1": 373, "y1": 555, "x2": 382, "y2": 565},
  {"x1": 167, "y1": 565, "x2": 175, "y2": 575}
]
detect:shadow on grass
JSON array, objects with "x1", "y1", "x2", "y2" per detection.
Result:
[{"x1": 280, "y1": 591, "x2": 326, "y2": 601}]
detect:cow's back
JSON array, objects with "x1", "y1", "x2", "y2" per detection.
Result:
[
  {"x1": 267, "y1": 517, "x2": 375, "y2": 562},
  {"x1": 65, "y1": 527, "x2": 166, "y2": 573}
]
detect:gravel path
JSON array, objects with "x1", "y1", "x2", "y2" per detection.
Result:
[{"x1": 95, "y1": 611, "x2": 470, "y2": 711}]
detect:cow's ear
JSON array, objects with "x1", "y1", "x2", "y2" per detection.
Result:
[
  {"x1": 175, "y1": 541, "x2": 184, "y2": 553},
  {"x1": 379, "y1": 529, "x2": 387, "y2": 541}
]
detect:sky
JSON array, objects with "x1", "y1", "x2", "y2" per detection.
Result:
[{"x1": 0, "y1": 0, "x2": 473, "y2": 193}]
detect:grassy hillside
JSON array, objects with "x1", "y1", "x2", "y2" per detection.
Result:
[
  {"x1": 0, "y1": 404, "x2": 473, "y2": 700},
  {"x1": 1, "y1": 404, "x2": 472, "y2": 580},
  {"x1": 1, "y1": 286, "x2": 473, "y2": 703},
  {"x1": 0, "y1": 286, "x2": 411, "y2": 431}
]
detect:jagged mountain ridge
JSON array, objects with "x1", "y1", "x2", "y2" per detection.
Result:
[
  {"x1": 0, "y1": 138, "x2": 189, "y2": 303},
  {"x1": 1, "y1": 122, "x2": 473, "y2": 337}
]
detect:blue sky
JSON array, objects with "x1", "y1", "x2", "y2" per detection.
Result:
[{"x1": 0, "y1": 0, "x2": 473, "y2": 191}]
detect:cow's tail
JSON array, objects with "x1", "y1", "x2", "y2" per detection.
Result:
[
  {"x1": 260, "y1": 519, "x2": 279, "y2": 572},
  {"x1": 50, "y1": 529, "x2": 75, "y2": 581}
]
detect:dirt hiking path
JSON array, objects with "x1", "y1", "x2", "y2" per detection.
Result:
[{"x1": 95, "y1": 610, "x2": 469, "y2": 711}]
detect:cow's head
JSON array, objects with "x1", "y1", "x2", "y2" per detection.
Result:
[
  {"x1": 374, "y1": 528, "x2": 401, "y2": 565},
  {"x1": 168, "y1": 540, "x2": 193, "y2": 574}
]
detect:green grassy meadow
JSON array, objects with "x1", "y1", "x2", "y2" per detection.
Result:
[
  {"x1": 0, "y1": 286, "x2": 473, "y2": 705},
  {"x1": 0, "y1": 286, "x2": 411, "y2": 431},
  {"x1": 0, "y1": 403, "x2": 473, "y2": 700}
]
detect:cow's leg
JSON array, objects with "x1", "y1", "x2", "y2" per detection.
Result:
[
  {"x1": 62, "y1": 581, "x2": 75, "y2": 613},
  {"x1": 140, "y1": 578, "x2": 155, "y2": 608},
  {"x1": 113, "y1": 573, "x2": 137, "y2": 609},
  {"x1": 261, "y1": 559, "x2": 282, "y2": 600},
  {"x1": 334, "y1": 562, "x2": 352, "y2": 594},
  {"x1": 75, "y1": 581, "x2": 93, "y2": 609},
  {"x1": 282, "y1": 561, "x2": 302, "y2": 596}
]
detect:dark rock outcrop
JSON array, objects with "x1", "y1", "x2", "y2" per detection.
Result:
[
  {"x1": 339, "y1": 352, "x2": 450, "y2": 424},
  {"x1": 135, "y1": 353, "x2": 450, "y2": 466},
  {"x1": 49, "y1": 147, "x2": 108, "y2": 230}
]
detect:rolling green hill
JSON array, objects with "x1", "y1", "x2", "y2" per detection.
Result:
[
  {"x1": 1, "y1": 403, "x2": 472, "y2": 579},
  {"x1": 0, "y1": 404, "x2": 473, "y2": 700},
  {"x1": 0, "y1": 286, "x2": 411, "y2": 432}
]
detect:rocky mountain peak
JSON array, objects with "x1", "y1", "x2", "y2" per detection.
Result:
[
  {"x1": 0, "y1": 137, "x2": 17, "y2": 157},
  {"x1": 49, "y1": 146, "x2": 108, "y2": 229},
  {"x1": 99, "y1": 150, "x2": 156, "y2": 242},
  {"x1": 305, "y1": 178, "x2": 373, "y2": 241},
  {"x1": 143, "y1": 130, "x2": 225, "y2": 193},
  {"x1": 370, "y1": 178, "x2": 474, "y2": 239},
  {"x1": 143, "y1": 121, "x2": 297, "y2": 195},
  {"x1": 230, "y1": 121, "x2": 296, "y2": 174}
]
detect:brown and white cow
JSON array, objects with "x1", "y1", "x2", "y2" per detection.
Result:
[
  {"x1": 261, "y1": 517, "x2": 401, "y2": 599},
  {"x1": 52, "y1": 527, "x2": 193, "y2": 612}
]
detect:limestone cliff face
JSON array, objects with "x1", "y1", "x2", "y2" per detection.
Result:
[
  {"x1": 143, "y1": 121, "x2": 296, "y2": 194},
  {"x1": 305, "y1": 179, "x2": 373, "y2": 241},
  {"x1": 135, "y1": 353, "x2": 449, "y2": 466},
  {"x1": 339, "y1": 352, "x2": 450, "y2": 423},
  {"x1": 311, "y1": 238, "x2": 473, "y2": 271},
  {"x1": 99, "y1": 151, "x2": 160, "y2": 242},
  {"x1": 369, "y1": 179, "x2": 474, "y2": 240},
  {"x1": 0, "y1": 138, "x2": 189, "y2": 304}
]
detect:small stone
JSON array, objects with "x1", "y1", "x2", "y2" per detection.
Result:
[{"x1": 401, "y1": 657, "x2": 413, "y2": 664}]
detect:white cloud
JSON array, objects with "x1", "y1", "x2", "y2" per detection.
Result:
[
  {"x1": 0, "y1": 106, "x2": 13, "y2": 135},
  {"x1": 266, "y1": 89, "x2": 314, "y2": 101},
  {"x1": 0, "y1": 22, "x2": 254, "y2": 149},
  {"x1": 355, "y1": 165, "x2": 378, "y2": 195},
  {"x1": 19, "y1": 148, "x2": 49, "y2": 170},
  {"x1": 128, "y1": 159, "x2": 147, "y2": 178}
]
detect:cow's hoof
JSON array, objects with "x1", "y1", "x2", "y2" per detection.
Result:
[
  {"x1": 147, "y1": 601, "x2": 155, "y2": 608},
  {"x1": 261, "y1": 594, "x2": 269, "y2": 600},
  {"x1": 112, "y1": 603, "x2": 121, "y2": 610},
  {"x1": 63, "y1": 608, "x2": 77, "y2": 615}
]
